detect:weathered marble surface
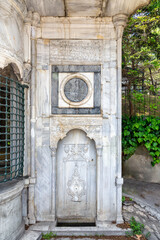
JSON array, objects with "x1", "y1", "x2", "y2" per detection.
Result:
[
  {"x1": 35, "y1": 34, "x2": 120, "y2": 224},
  {"x1": 0, "y1": 180, "x2": 25, "y2": 240},
  {"x1": 41, "y1": 17, "x2": 115, "y2": 40},
  {"x1": 105, "y1": 0, "x2": 151, "y2": 17},
  {"x1": 20, "y1": 230, "x2": 41, "y2": 240},
  {"x1": 25, "y1": 0, "x2": 65, "y2": 17},
  {"x1": 25, "y1": 0, "x2": 150, "y2": 17},
  {"x1": 0, "y1": 0, "x2": 25, "y2": 76}
]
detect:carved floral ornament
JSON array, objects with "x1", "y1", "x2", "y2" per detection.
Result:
[
  {"x1": 63, "y1": 144, "x2": 89, "y2": 162},
  {"x1": 67, "y1": 164, "x2": 86, "y2": 202},
  {"x1": 50, "y1": 124, "x2": 103, "y2": 150}
]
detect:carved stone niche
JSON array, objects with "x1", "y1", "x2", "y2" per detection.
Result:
[{"x1": 50, "y1": 117, "x2": 103, "y2": 224}]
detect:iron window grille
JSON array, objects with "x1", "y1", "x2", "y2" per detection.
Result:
[{"x1": 0, "y1": 74, "x2": 26, "y2": 183}]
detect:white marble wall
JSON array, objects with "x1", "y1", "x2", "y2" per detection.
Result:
[
  {"x1": 34, "y1": 17, "x2": 122, "y2": 224},
  {"x1": 0, "y1": 0, "x2": 26, "y2": 76}
]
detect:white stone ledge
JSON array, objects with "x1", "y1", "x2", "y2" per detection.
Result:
[{"x1": 0, "y1": 179, "x2": 25, "y2": 204}]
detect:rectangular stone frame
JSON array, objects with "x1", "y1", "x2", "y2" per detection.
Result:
[{"x1": 51, "y1": 65, "x2": 101, "y2": 114}]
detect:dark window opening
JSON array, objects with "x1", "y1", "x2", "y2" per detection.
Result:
[{"x1": 0, "y1": 66, "x2": 25, "y2": 183}]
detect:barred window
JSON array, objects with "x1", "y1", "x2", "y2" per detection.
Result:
[{"x1": 0, "y1": 74, "x2": 25, "y2": 183}]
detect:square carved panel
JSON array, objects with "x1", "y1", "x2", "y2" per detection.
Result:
[{"x1": 51, "y1": 65, "x2": 101, "y2": 114}]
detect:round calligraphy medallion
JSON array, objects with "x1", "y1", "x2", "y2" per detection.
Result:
[{"x1": 64, "y1": 78, "x2": 88, "y2": 102}]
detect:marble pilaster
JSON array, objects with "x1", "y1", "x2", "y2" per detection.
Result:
[
  {"x1": 113, "y1": 14, "x2": 128, "y2": 224},
  {"x1": 28, "y1": 11, "x2": 40, "y2": 224}
]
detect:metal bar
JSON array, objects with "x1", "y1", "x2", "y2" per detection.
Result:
[{"x1": 0, "y1": 74, "x2": 25, "y2": 183}]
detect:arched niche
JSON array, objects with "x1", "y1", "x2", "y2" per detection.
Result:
[
  {"x1": 56, "y1": 129, "x2": 97, "y2": 223},
  {"x1": 0, "y1": 63, "x2": 22, "y2": 81}
]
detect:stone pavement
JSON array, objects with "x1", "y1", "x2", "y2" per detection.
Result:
[
  {"x1": 123, "y1": 178, "x2": 160, "y2": 240},
  {"x1": 123, "y1": 178, "x2": 160, "y2": 213}
]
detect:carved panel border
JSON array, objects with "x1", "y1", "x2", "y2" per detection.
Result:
[
  {"x1": 50, "y1": 117, "x2": 103, "y2": 149},
  {"x1": 51, "y1": 65, "x2": 101, "y2": 114}
]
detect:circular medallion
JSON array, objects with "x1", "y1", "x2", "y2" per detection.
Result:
[
  {"x1": 60, "y1": 73, "x2": 92, "y2": 106},
  {"x1": 64, "y1": 78, "x2": 88, "y2": 102}
]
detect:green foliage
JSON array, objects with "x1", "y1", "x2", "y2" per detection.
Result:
[
  {"x1": 126, "y1": 217, "x2": 151, "y2": 239},
  {"x1": 122, "y1": 196, "x2": 133, "y2": 203},
  {"x1": 130, "y1": 217, "x2": 144, "y2": 235},
  {"x1": 122, "y1": 115, "x2": 160, "y2": 166},
  {"x1": 123, "y1": 0, "x2": 160, "y2": 72},
  {"x1": 122, "y1": 0, "x2": 160, "y2": 117},
  {"x1": 42, "y1": 232, "x2": 57, "y2": 239},
  {"x1": 122, "y1": 196, "x2": 125, "y2": 203},
  {"x1": 146, "y1": 232, "x2": 151, "y2": 239}
]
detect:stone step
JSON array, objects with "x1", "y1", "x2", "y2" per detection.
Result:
[
  {"x1": 42, "y1": 238, "x2": 125, "y2": 240},
  {"x1": 19, "y1": 230, "x2": 42, "y2": 240},
  {"x1": 29, "y1": 222, "x2": 128, "y2": 237}
]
